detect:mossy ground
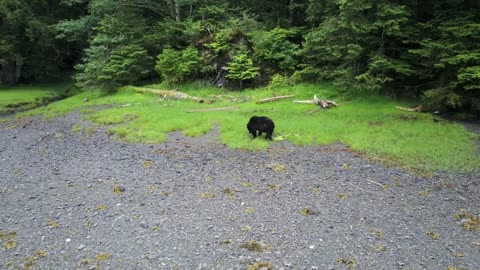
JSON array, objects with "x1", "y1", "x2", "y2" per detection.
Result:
[{"x1": 0, "y1": 84, "x2": 70, "y2": 114}]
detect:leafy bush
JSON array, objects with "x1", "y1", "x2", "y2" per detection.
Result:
[
  {"x1": 252, "y1": 27, "x2": 300, "y2": 71},
  {"x1": 268, "y1": 74, "x2": 294, "y2": 89},
  {"x1": 226, "y1": 51, "x2": 260, "y2": 88},
  {"x1": 75, "y1": 14, "x2": 151, "y2": 90},
  {"x1": 155, "y1": 46, "x2": 203, "y2": 84},
  {"x1": 412, "y1": 14, "x2": 480, "y2": 112}
]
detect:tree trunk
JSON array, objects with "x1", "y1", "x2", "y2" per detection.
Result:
[
  {"x1": 288, "y1": 0, "x2": 294, "y2": 25},
  {"x1": 0, "y1": 60, "x2": 22, "y2": 85},
  {"x1": 417, "y1": 0, "x2": 434, "y2": 22},
  {"x1": 175, "y1": 0, "x2": 181, "y2": 22}
]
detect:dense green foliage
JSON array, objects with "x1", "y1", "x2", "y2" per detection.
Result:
[
  {"x1": 155, "y1": 46, "x2": 202, "y2": 83},
  {"x1": 1, "y1": 0, "x2": 479, "y2": 114}
]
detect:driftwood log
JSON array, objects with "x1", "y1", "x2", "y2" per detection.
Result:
[
  {"x1": 134, "y1": 87, "x2": 204, "y2": 103},
  {"x1": 293, "y1": 95, "x2": 337, "y2": 108},
  {"x1": 256, "y1": 95, "x2": 295, "y2": 104},
  {"x1": 395, "y1": 105, "x2": 425, "y2": 112}
]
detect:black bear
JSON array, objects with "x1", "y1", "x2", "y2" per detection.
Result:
[{"x1": 247, "y1": 116, "x2": 275, "y2": 140}]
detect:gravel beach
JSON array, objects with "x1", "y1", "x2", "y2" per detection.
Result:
[{"x1": 0, "y1": 112, "x2": 479, "y2": 270}]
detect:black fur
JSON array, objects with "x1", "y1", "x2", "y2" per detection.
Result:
[{"x1": 246, "y1": 116, "x2": 275, "y2": 140}]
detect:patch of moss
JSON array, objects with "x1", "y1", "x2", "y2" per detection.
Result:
[
  {"x1": 455, "y1": 210, "x2": 480, "y2": 231},
  {"x1": 71, "y1": 124, "x2": 82, "y2": 133},
  {"x1": 426, "y1": 231, "x2": 440, "y2": 239},
  {"x1": 418, "y1": 189, "x2": 432, "y2": 197},
  {"x1": 36, "y1": 250, "x2": 47, "y2": 258},
  {"x1": 240, "y1": 225, "x2": 252, "y2": 232},
  {"x1": 440, "y1": 181, "x2": 456, "y2": 190},
  {"x1": 266, "y1": 163, "x2": 286, "y2": 172},
  {"x1": 267, "y1": 184, "x2": 281, "y2": 191},
  {"x1": 4, "y1": 239, "x2": 17, "y2": 250},
  {"x1": 244, "y1": 207, "x2": 256, "y2": 214},
  {"x1": 113, "y1": 185, "x2": 125, "y2": 195},
  {"x1": 95, "y1": 204, "x2": 108, "y2": 211},
  {"x1": 85, "y1": 126, "x2": 94, "y2": 136},
  {"x1": 371, "y1": 228, "x2": 383, "y2": 238},
  {"x1": 145, "y1": 185, "x2": 157, "y2": 195},
  {"x1": 338, "y1": 258, "x2": 356, "y2": 269},
  {"x1": 24, "y1": 256, "x2": 37, "y2": 270},
  {"x1": 78, "y1": 258, "x2": 92, "y2": 268},
  {"x1": 95, "y1": 253, "x2": 112, "y2": 261},
  {"x1": 48, "y1": 220, "x2": 59, "y2": 229},
  {"x1": 0, "y1": 230, "x2": 16, "y2": 242},
  {"x1": 240, "y1": 240, "x2": 268, "y2": 252},
  {"x1": 242, "y1": 181, "x2": 254, "y2": 188},
  {"x1": 248, "y1": 261, "x2": 273, "y2": 270},
  {"x1": 301, "y1": 208, "x2": 316, "y2": 216},
  {"x1": 143, "y1": 160, "x2": 153, "y2": 168},
  {"x1": 222, "y1": 188, "x2": 237, "y2": 200},
  {"x1": 200, "y1": 192, "x2": 216, "y2": 199}
]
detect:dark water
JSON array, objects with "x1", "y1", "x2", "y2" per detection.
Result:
[
  {"x1": 0, "y1": 112, "x2": 15, "y2": 120},
  {"x1": 460, "y1": 120, "x2": 480, "y2": 134}
]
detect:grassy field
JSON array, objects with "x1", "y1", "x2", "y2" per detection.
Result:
[
  {"x1": 17, "y1": 82, "x2": 480, "y2": 173},
  {"x1": 0, "y1": 84, "x2": 69, "y2": 114}
]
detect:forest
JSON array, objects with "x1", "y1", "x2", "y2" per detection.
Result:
[{"x1": 1, "y1": 0, "x2": 480, "y2": 115}]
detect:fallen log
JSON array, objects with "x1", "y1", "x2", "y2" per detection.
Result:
[
  {"x1": 294, "y1": 95, "x2": 337, "y2": 108},
  {"x1": 134, "y1": 87, "x2": 204, "y2": 103},
  {"x1": 256, "y1": 95, "x2": 295, "y2": 104},
  {"x1": 395, "y1": 105, "x2": 425, "y2": 112},
  {"x1": 187, "y1": 106, "x2": 239, "y2": 113}
]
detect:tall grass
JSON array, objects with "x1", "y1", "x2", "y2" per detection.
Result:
[{"x1": 14, "y1": 82, "x2": 480, "y2": 173}]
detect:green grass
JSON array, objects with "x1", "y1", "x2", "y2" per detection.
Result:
[
  {"x1": 13, "y1": 82, "x2": 480, "y2": 173},
  {"x1": 0, "y1": 84, "x2": 73, "y2": 114}
]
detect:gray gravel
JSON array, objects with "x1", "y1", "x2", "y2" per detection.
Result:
[{"x1": 0, "y1": 111, "x2": 479, "y2": 270}]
